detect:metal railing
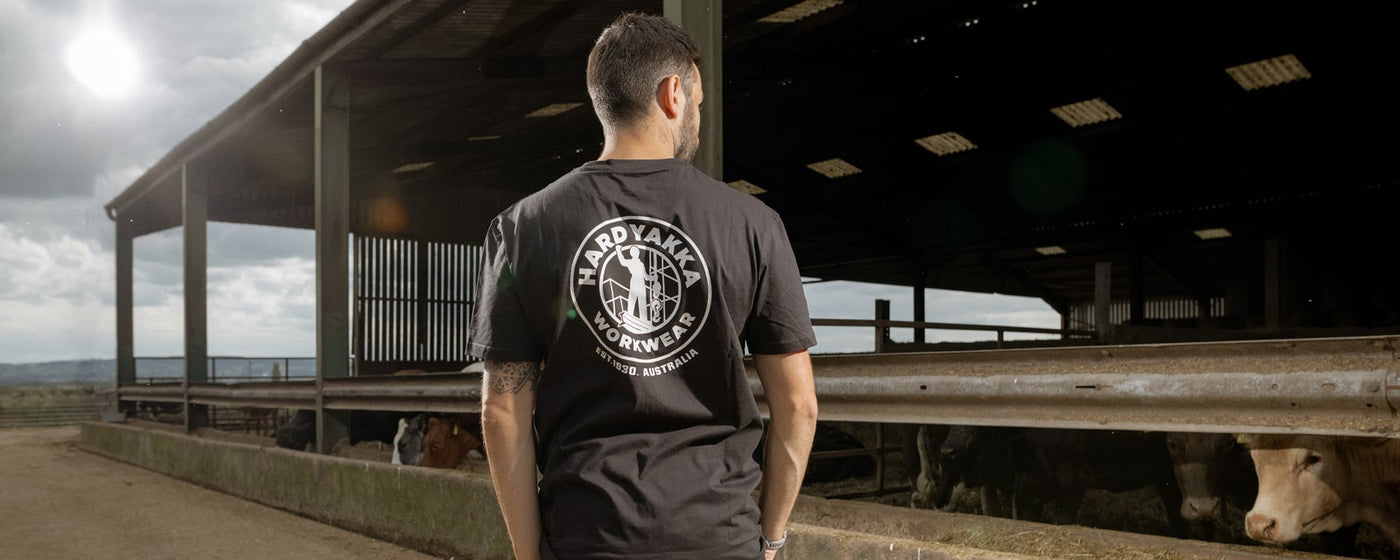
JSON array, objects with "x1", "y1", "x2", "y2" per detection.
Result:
[
  {"x1": 132, "y1": 356, "x2": 317, "y2": 384},
  {"x1": 114, "y1": 332, "x2": 1400, "y2": 502},
  {"x1": 117, "y1": 336, "x2": 1400, "y2": 435}
]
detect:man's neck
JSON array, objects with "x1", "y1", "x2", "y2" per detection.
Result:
[{"x1": 597, "y1": 124, "x2": 675, "y2": 161}]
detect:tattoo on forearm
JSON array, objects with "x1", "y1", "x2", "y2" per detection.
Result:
[{"x1": 485, "y1": 361, "x2": 540, "y2": 394}]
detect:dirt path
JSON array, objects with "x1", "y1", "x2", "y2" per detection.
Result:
[{"x1": 0, "y1": 426, "x2": 444, "y2": 560}]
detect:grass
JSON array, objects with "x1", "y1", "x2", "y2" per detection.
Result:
[{"x1": 0, "y1": 384, "x2": 105, "y2": 409}]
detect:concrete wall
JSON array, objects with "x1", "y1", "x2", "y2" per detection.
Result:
[
  {"x1": 81, "y1": 421, "x2": 512, "y2": 559},
  {"x1": 81, "y1": 421, "x2": 1278, "y2": 560}
]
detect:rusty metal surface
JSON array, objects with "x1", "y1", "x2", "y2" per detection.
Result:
[
  {"x1": 751, "y1": 335, "x2": 1400, "y2": 437},
  {"x1": 117, "y1": 336, "x2": 1400, "y2": 436}
]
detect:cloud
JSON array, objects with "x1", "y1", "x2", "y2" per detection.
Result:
[{"x1": 0, "y1": 0, "x2": 350, "y2": 362}]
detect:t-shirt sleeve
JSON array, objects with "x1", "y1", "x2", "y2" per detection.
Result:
[
  {"x1": 745, "y1": 211, "x2": 818, "y2": 355},
  {"x1": 466, "y1": 215, "x2": 541, "y2": 362}
]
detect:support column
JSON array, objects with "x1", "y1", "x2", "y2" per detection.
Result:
[
  {"x1": 1265, "y1": 239, "x2": 1282, "y2": 331},
  {"x1": 874, "y1": 299, "x2": 891, "y2": 354},
  {"x1": 1095, "y1": 261, "x2": 1112, "y2": 344},
  {"x1": 182, "y1": 164, "x2": 209, "y2": 433},
  {"x1": 913, "y1": 270, "x2": 926, "y2": 344},
  {"x1": 1129, "y1": 251, "x2": 1145, "y2": 325},
  {"x1": 315, "y1": 64, "x2": 351, "y2": 452},
  {"x1": 115, "y1": 212, "x2": 135, "y2": 410},
  {"x1": 664, "y1": 0, "x2": 723, "y2": 180}
]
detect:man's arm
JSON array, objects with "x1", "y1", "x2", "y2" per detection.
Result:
[
  {"x1": 754, "y1": 350, "x2": 818, "y2": 558},
  {"x1": 481, "y1": 360, "x2": 542, "y2": 560}
]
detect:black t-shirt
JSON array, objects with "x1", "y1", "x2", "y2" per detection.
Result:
[{"x1": 467, "y1": 158, "x2": 816, "y2": 560}]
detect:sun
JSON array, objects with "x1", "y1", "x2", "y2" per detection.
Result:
[{"x1": 64, "y1": 27, "x2": 139, "y2": 98}]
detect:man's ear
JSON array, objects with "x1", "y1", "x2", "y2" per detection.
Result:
[{"x1": 656, "y1": 74, "x2": 684, "y2": 119}]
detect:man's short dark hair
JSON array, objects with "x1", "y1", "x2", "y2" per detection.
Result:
[{"x1": 586, "y1": 13, "x2": 701, "y2": 129}]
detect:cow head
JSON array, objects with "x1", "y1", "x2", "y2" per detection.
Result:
[
  {"x1": 421, "y1": 415, "x2": 482, "y2": 469},
  {"x1": 1166, "y1": 432, "x2": 1236, "y2": 521},
  {"x1": 1245, "y1": 434, "x2": 1348, "y2": 543}
]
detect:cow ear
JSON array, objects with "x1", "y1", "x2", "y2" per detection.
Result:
[
  {"x1": 452, "y1": 423, "x2": 459, "y2": 436},
  {"x1": 1235, "y1": 434, "x2": 1254, "y2": 446}
]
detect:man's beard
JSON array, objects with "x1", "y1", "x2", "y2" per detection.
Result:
[{"x1": 674, "y1": 102, "x2": 700, "y2": 163}]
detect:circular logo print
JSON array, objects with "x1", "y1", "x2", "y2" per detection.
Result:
[{"x1": 570, "y1": 216, "x2": 711, "y2": 369}]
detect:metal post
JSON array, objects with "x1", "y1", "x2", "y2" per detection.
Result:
[
  {"x1": 913, "y1": 271, "x2": 926, "y2": 344},
  {"x1": 874, "y1": 422, "x2": 886, "y2": 494},
  {"x1": 115, "y1": 213, "x2": 135, "y2": 413},
  {"x1": 874, "y1": 299, "x2": 891, "y2": 353},
  {"x1": 1265, "y1": 239, "x2": 1282, "y2": 331},
  {"x1": 664, "y1": 0, "x2": 723, "y2": 180},
  {"x1": 1129, "y1": 251, "x2": 1145, "y2": 326},
  {"x1": 1095, "y1": 261, "x2": 1112, "y2": 344},
  {"x1": 315, "y1": 64, "x2": 352, "y2": 452},
  {"x1": 182, "y1": 163, "x2": 209, "y2": 433}
]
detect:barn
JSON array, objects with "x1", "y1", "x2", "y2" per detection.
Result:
[{"x1": 99, "y1": 0, "x2": 1400, "y2": 557}]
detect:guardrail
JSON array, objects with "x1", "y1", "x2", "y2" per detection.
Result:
[
  {"x1": 133, "y1": 356, "x2": 316, "y2": 384},
  {"x1": 117, "y1": 335, "x2": 1400, "y2": 437},
  {"x1": 0, "y1": 404, "x2": 98, "y2": 428},
  {"x1": 811, "y1": 317, "x2": 1095, "y2": 350}
]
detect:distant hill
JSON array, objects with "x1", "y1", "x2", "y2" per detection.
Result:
[
  {"x1": 0, "y1": 360, "x2": 116, "y2": 386},
  {"x1": 0, "y1": 358, "x2": 315, "y2": 386}
]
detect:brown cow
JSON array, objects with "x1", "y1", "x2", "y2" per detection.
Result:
[
  {"x1": 1245, "y1": 434, "x2": 1400, "y2": 548},
  {"x1": 420, "y1": 414, "x2": 483, "y2": 468},
  {"x1": 1166, "y1": 432, "x2": 1257, "y2": 522}
]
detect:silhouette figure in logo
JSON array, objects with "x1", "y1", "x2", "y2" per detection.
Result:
[{"x1": 616, "y1": 245, "x2": 656, "y2": 329}]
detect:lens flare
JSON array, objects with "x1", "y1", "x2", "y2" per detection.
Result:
[{"x1": 65, "y1": 27, "x2": 140, "y2": 98}]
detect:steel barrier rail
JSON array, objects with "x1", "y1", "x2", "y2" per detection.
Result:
[
  {"x1": 811, "y1": 317, "x2": 1094, "y2": 337},
  {"x1": 116, "y1": 336, "x2": 1400, "y2": 437},
  {"x1": 748, "y1": 335, "x2": 1400, "y2": 437},
  {"x1": 320, "y1": 372, "x2": 481, "y2": 413},
  {"x1": 188, "y1": 382, "x2": 316, "y2": 409},
  {"x1": 118, "y1": 383, "x2": 185, "y2": 403}
]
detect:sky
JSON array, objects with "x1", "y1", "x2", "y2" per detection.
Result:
[{"x1": 0, "y1": 0, "x2": 1058, "y2": 366}]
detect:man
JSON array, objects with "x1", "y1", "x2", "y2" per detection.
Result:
[{"x1": 469, "y1": 12, "x2": 818, "y2": 560}]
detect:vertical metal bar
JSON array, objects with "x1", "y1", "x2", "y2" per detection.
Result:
[
  {"x1": 314, "y1": 64, "x2": 351, "y2": 453},
  {"x1": 874, "y1": 423, "x2": 886, "y2": 494},
  {"x1": 418, "y1": 240, "x2": 428, "y2": 358},
  {"x1": 394, "y1": 239, "x2": 403, "y2": 363},
  {"x1": 452, "y1": 243, "x2": 461, "y2": 361},
  {"x1": 1265, "y1": 239, "x2": 1282, "y2": 331},
  {"x1": 1095, "y1": 261, "x2": 1112, "y2": 344},
  {"x1": 874, "y1": 299, "x2": 890, "y2": 354},
  {"x1": 663, "y1": 0, "x2": 722, "y2": 180},
  {"x1": 182, "y1": 163, "x2": 209, "y2": 433},
  {"x1": 116, "y1": 212, "x2": 135, "y2": 402},
  {"x1": 1130, "y1": 250, "x2": 1145, "y2": 326},
  {"x1": 435, "y1": 242, "x2": 443, "y2": 362},
  {"x1": 913, "y1": 270, "x2": 926, "y2": 344},
  {"x1": 414, "y1": 240, "x2": 421, "y2": 362},
  {"x1": 997, "y1": 330, "x2": 1005, "y2": 349},
  {"x1": 374, "y1": 237, "x2": 383, "y2": 363},
  {"x1": 353, "y1": 235, "x2": 363, "y2": 375}
]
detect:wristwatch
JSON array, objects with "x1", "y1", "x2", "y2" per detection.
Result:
[{"x1": 760, "y1": 529, "x2": 787, "y2": 551}]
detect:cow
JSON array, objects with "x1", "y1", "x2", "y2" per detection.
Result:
[
  {"x1": 420, "y1": 413, "x2": 483, "y2": 468},
  {"x1": 1010, "y1": 429, "x2": 1184, "y2": 535},
  {"x1": 274, "y1": 409, "x2": 316, "y2": 451},
  {"x1": 391, "y1": 412, "x2": 439, "y2": 466},
  {"x1": 1245, "y1": 434, "x2": 1400, "y2": 550},
  {"x1": 1166, "y1": 432, "x2": 1257, "y2": 522},
  {"x1": 911, "y1": 425, "x2": 1012, "y2": 516},
  {"x1": 802, "y1": 423, "x2": 876, "y2": 485},
  {"x1": 273, "y1": 409, "x2": 404, "y2": 452},
  {"x1": 916, "y1": 426, "x2": 1185, "y2": 535}
]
